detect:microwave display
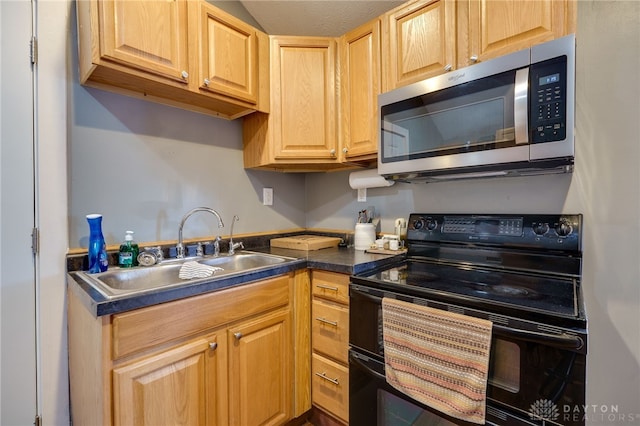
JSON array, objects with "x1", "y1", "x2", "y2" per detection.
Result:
[{"x1": 540, "y1": 73, "x2": 560, "y2": 86}]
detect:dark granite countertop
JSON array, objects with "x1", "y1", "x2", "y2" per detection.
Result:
[
  {"x1": 252, "y1": 245, "x2": 405, "y2": 275},
  {"x1": 67, "y1": 245, "x2": 405, "y2": 317}
]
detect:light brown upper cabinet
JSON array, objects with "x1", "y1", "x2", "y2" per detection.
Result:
[
  {"x1": 76, "y1": 0, "x2": 268, "y2": 120},
  {"x1": 194, "y1": 1, "x2": 259, "y2": 105},
  {"x1": 96, "y1": 0, "x2": 190, "y2": 86},
  {"x1": 458, "y1": 0, "x2": 577, "y2": 67},
  {"x1": 244, "y1": 36, "x2": 346, "y2": 171},
  {"x1": 382, "y1": 0, "x2": 457, "y2": 92},
  {"x1": 339, "y1": 19, "x2": 382, "y2": 164}
]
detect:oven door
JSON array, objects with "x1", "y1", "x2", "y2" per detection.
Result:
[
  {"x1": 350, "y1": 284, "x2": 586, "y2": 425},
  {"x1": 349, "y1": 349, "x2": 538, "y2": 426}
]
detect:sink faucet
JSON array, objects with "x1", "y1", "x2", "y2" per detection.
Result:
[
  {"x1": 228, "y1": 215, "x2": 244, "y2": 255},
  {"x1": 176, "y1": 207, "x2": 224, "y2": 259}
]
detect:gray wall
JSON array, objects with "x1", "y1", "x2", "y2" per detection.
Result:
[
  {"x1": 66, "y1": 0, "x2": 640, "y2": 422},
  {"x1": 69, "y1": 87, "x2": 306, "y2": 246}
]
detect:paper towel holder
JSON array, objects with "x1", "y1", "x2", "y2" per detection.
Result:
[{"x1": 348, "y1": 168, "x2": 395, "y2": 189}]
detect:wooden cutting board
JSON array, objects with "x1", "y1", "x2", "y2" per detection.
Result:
[{"x1": 270, "y1": 235, "x2": 342, "y2": 251}]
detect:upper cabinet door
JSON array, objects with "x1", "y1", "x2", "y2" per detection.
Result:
[
  {"x1": 99, "y1": 0, "x2": 190, "y2": 85},
  {"x1": 340, "y1": 19, "x2": 381, "y2": 162},
  {"x1": 271, "y1": 36, "x2": 338, "y2": 161},
  {"x1": 463, "y1": 0, "x2": 576, "y2": 65},
  {"x1": 196, "y1": 1, "x2": 259, "y2": 104},
  {"x1": 383, "y1": 0, "x2": 457, "y2": 91}
]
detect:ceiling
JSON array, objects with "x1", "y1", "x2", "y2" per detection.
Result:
[{"x1": 237, "y1": 1, "x2": 405, "y2": 37}]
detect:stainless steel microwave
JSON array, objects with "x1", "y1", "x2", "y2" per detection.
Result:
[{"x1": 378, "y1": 34, "x2": 575, "y2": 182}]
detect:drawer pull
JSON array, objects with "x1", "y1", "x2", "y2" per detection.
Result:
[
  {"x1": 315, "y1": 371, "x2": 340, "y2": 385},
  {"x1": 316, "y1": 317, "x2": 338, "y2": 327},
  {"x1": 233, "y1": 332, "x2": 243, "y2": 340},
  {"x1": 209, "y1": 342, "x2": 218, "y2": 351},
  {"x1": 316, "y1": 284, "x2": 339, "y2": 292}
]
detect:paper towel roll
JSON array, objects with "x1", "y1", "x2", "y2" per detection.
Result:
[{"x1": 348, "y1": 168, "x2": 395, "y2": 189}]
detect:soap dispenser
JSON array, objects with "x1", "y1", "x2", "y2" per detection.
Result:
[{"x1": 118, "y1": 231, "x2": 139, "y2": 268}]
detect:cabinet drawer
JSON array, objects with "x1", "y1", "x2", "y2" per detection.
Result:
[
  {"x1": 312, "y1": 353, "x2": 349, "y2": 423},
  {"x1": 112, "y1": 274, "x2": 290, "y2": 359},
  {"x1": 312, "y1": 300, "x2": 349, "y2": 364},
  {"x1": 311, "y1": 270, "x2": 350, "y2": 305}
]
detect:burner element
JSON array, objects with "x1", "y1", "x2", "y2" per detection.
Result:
[{"x1": 467, "y1": 282, "x2": 537, "y2": 299}]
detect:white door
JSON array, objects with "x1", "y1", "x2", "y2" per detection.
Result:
[{"x1": 0, "y1": 0, "x2": 38, "y2": 424}]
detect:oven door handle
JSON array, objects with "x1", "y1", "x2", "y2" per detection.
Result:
[
  {"x1": 349, "y1": 351, "x2": 387, "y2": 381},
  {"x1": 493, "y1": 324, "x2": 584, "y2": 351}
]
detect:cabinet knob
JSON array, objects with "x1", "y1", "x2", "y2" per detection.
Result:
[
  {"x1": 444, "y1": 64, "x2": 453, "y2": 72},
  {"x1": 342, "y1": 147, "x2": 348, "y2": 153},
  {"x1": 470, "y1": 55, "x2": 479, "y2": 63},
  {"x1": 330, "y1": 149, "x2": 336, "y2": 156},
  {"x1": 181, "y1": 70, "x2": 189, "y2": 80},
  {"x1": 204, "y1": 78, "x2": 210, "y2": 86},
  {"x1": 233, "y1": 332, "x2": 243, "y2": 340},
  {"x1": 209, "y1": 342, "x2": 218, "y2": 351}
]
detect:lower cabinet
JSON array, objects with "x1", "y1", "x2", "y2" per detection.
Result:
[
  {"x1": 228, "y1": 309, "x2": 291, "y2": 426},
  {"x1": 113, "y1": 333, "x2": 226, "y2": 425},
  {"x1": 69, "y1": 272, "x2": 308, "y2": 426},
  {"x1": 310, "y1": 270, "x2": 350, "y2": 424}
]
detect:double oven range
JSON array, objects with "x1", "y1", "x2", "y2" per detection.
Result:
[{"x1": 349, "y1": 213, "x2": 587, "y2": 425}]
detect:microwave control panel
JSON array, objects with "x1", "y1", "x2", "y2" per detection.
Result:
[{"x1": 530, "y1": 55, "x2": 568, "y2": 144}]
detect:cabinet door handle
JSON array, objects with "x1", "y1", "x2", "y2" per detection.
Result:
[
  {"x1": 209, "y1": 342, "x2": 218, "y2": 351},
  {"x1": 444, "y1": 64, "x2": 453, "y2": 72},
  {"x1": 233, "y1": 332, "x2": 243, "y2": 340},
  {"x1": 315, "y1": 317, "x2": 338, "y2": 327},
  {"x1": 316, "y1": 284, "x2": 339, "y2": 292},
  {"x1": 204, "y1": 78, "x2": 210, "y2": 86},
  {"x1": 181, "y1": 70, "x2": 189, "y2": 80},
  {"x1": 315, "y1": 372, "x2": 339, "y2": 385},
  {"x1": 470, "y1": 55, "x2": 479, "y2": 63}
]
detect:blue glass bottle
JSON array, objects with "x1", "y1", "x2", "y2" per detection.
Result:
[{"x1": 86, "y1": 214, "x2": 108, "y2": 273}]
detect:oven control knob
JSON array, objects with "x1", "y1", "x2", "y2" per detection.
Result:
[
  {"x1": 532, "y1": 222, "x2": 549, "y2": 235},
  {"x1": 555, "y1": 220, "x2": 573, "y2": 237},
  {"x1": 412, "y1": 219, "x2": 425, "y2": 230},
  {"x1": 425, "y1": 218, "x2": 438, "y2": 231}
]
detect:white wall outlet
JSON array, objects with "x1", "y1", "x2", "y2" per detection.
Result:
[
  {"x1": 263, "y1": 187, "x2": 273, "y2": 206},
  {"x1": 357, "y1": 188, "x2": 367, "y2": 202}
]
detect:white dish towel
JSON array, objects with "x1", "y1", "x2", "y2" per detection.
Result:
[{"x1": 178, "y1": 261, "x2": 224, "y2": 280}]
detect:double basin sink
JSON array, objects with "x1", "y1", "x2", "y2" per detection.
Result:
[{"x1": 73, "y1": 251, "x2": 299, "y2": 300}]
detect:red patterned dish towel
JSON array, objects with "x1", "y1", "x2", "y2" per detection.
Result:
[{"x1": 382, "y1": 297, "x2": 493, "y2": 424}]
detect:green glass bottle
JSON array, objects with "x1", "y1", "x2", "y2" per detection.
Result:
[{"x1": 118, "y1": 231, "x2": 139, "y2": 268}]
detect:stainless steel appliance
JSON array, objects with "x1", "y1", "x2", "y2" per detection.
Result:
[
  {"x1": 349, "y1": 213, "x2": 587, "y2": 425},
  {"x1": 378, "y1": 35, "x2": 576, "y2": 182}
]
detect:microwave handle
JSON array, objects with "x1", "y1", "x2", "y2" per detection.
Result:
[{"x1": 514, "y1": 67, "x2": 530, "y2": 144}]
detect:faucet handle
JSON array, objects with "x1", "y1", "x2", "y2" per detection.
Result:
[
  {"x1": 175, "y1": 243, "x2": 185, "y2": 259},
  {"x1": 213, "y1": 236, "x2": 221, "y2": 257}
]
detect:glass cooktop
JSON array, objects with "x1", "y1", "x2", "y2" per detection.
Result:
[{"x1": 360, "y1": 259, "x2": 581, "y2": 321}]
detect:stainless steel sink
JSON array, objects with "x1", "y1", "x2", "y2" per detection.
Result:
[{"x1": 72, "y1": 251, "x2": 297, "y2": 299}]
